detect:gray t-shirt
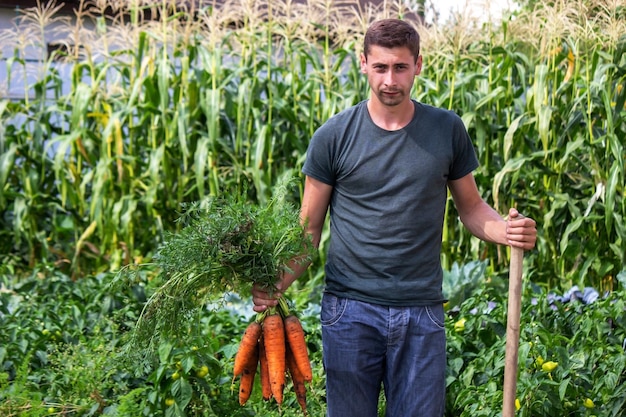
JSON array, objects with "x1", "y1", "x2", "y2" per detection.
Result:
[{"x1": 302, "y1": 100, "x2": 479, "y2": 306}]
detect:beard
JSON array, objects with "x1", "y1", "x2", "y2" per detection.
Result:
[{"x1": 374, "y1": 87, "x2": 406, "y2": 106}]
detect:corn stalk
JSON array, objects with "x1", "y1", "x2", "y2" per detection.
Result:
[{"x1": 0, "y1": 0, "x2": 624, "y2": 291}]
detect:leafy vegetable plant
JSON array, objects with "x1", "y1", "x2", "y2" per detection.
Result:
[{"x1": 445, "y1": 281, "x2": 626, "y2": 417}]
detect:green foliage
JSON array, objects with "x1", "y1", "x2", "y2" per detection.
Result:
[
  {"x1": 445, "y1": 280, "x2": 626, "y2": 416},
  {"x1": 0, "y1": 0, "x2": 625, "y2": 413},
  {"x1": 3, "y1": 262, "x2": 625, "y2": 416},
  {"x1": 0, "y1": 269, "x2": 144, "y2": 416},
  {"x1": 419, "y1": 6, "x2": 626, "y2": 289},
  {"x1": 0, "y1": 0, "x2": 368, "y2": 277},
  {"x1": 1, "y1": 0, "x2": 624, "y2": 290},
  {"x1": 0, "y1": 266, "x2": 328, "y2": 416},
  {"x1": 118, "y1": 177, "x2": 314, "y2": 354},
  {"x1": 442, "y1": 259, "x2": 488, "y2": 309}
]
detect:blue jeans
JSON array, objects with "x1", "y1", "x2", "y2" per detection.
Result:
[{"x1": 321, "y1": 293, "x2": 446, "y2": 417}]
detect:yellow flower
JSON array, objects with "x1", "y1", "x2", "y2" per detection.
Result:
[
  {"x1": 583, "y1": 398, "x2": 595, "y2": 409},
  {"x1": 535, "y1": 356, "x2": 544, "y2": 366},
  {"x1": 542, "y1": 361, "x2": 558, "y2": 372},
  {"x1": 454, "y1": 318, "x2": 466, "y2": 332},
  {"x1": 515, "y1": 398, "x2": 521, "y2": 411}
]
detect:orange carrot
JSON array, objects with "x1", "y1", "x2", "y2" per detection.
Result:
[
  {"x1": 233, "y1": 321, "x2": 262, "y2": 378},
  {"x1": 258, "y1": 335, "x2": 272, "y2": 401},
  {"x1": 286, "y1": 345, "x2": 308, "y2": 415},
  {"x1": 284, "y1": 315, "x2": 313, "y2": 382},
  {"x1": 238, "y1": 341, "x2": 259, "y2": 406},
  {"x1": 263, "y1": 312, "x2": 286, "y2": 404}
]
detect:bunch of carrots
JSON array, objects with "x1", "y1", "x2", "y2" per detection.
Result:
[{"x1": 233, "y1": 296, "x2": 312, "y2": 414}]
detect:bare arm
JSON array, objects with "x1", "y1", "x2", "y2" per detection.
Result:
[
  {"x1": 252, "y1": 176, "x2": 333, "y2": 312},
  {"x1": 448, "y1": 173, "x2": 537, "y2": 249}
]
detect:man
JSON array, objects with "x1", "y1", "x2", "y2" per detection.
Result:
[{"x1": 252, "y1": 18, "x2": 537, "y2": 417}]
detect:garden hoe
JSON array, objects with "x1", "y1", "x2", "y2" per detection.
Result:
[{"x1": 502, "y1": 245, "x2": 524, "y2": 417}]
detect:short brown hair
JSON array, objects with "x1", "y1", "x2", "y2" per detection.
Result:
[{"x1": 363, "y1": 19, "x2": 420, "y2": 62}]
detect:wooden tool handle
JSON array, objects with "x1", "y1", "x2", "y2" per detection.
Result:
[{"x1": 502, "y1": 246, "x2": 524, "y2": 417}]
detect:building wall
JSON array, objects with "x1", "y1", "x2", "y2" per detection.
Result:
[{"x1": 0, "y1": 4, "x2": 87, "y2": 100}]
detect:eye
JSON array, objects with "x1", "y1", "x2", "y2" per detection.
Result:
[{"x1": 372, "y1": 64, "x2": 387, "y2": 73}]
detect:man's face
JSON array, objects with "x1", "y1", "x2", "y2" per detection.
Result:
[{"x1": 360, "y1": 45, "x2": 422, "y2": 107}]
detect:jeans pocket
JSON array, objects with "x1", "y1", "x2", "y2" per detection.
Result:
[
  {"x1": 320, "y1": 292, "x2": 348, "y2": 326},
  {"x1": 425, "y1": 305, "x2": 445, "y2": 329}
]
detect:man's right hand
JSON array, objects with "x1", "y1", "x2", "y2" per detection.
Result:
[{"x1": 251, "y1": 282, "x2": 283, "y2": 313}]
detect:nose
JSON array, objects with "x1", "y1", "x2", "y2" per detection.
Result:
[{"x1": 383, "y1": 69, "x2": 395, "y2": 86}]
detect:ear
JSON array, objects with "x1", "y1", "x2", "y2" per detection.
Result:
[
  {"x1": 415, "y1": 55, "x2": 423, "y2": 76},
  {"x1": 360, "y1": 53, "x2": 367, "y2": 73}
]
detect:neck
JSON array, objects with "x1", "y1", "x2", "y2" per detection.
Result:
[{"x1": 366, "y1": 98, "x2": 415, "y2": 131}]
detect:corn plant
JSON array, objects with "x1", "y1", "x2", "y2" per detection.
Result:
[
  {"x1": 0, "y1": 0, "x2": 624, "y2": 291},
  {"x1": 417, "y1": 0, "x2": 626, "y2": 290}
]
